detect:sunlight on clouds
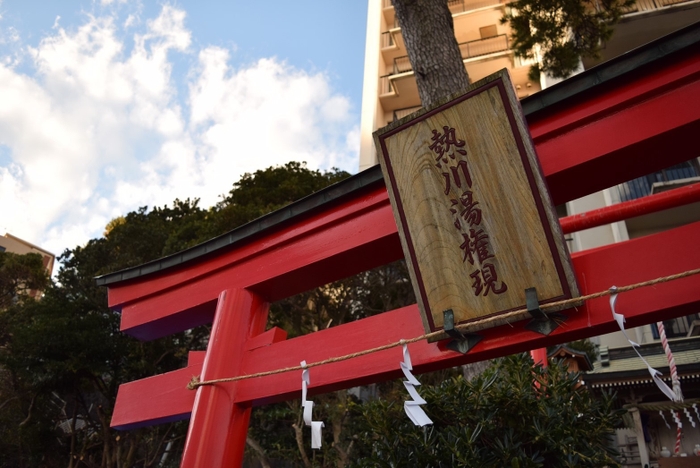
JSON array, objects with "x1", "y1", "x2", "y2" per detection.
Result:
[
  {"x1": 188, "y1": 50, "x2": 356, "y2": 190},
  {"x1": 0, "y1": 4, "x2": 359, "y2": 257}
]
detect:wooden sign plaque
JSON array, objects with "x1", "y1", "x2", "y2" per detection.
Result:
[{"x1": 374, "y1": 70, "x2": 579, "y2": 338}]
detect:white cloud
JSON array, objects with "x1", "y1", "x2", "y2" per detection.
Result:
[
  {"x1": 187, "y1": 49, "x2": 356, "y2": 190},
  {"x1": 0, "y1": 4, "x2": 359, "y2": 260}
]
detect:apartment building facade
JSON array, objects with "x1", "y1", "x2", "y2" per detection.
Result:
[
  {"x1": 359, "y1": 0, "x2": 700, "y2": 172},
  {"x1": 360, "y1": 0, "x2": 543, "y2": 172}
]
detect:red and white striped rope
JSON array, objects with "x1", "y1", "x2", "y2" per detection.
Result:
[
  {"x1": 673, "y1": 411, "x2": 683, "y2": 455},
  {"x1": 657, "y1": 321, "x2": 683, "y2": 401}
]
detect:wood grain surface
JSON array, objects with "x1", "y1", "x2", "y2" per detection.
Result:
[{"x1": 375, "y1": 70, "x2": 579, "y2": 337}]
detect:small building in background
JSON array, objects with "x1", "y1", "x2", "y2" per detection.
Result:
[
  {"x1": 586, "y1": 336, "x2": 700, "y2": 466},
  {"x1": 548, "y1": 344, "x2": 594, "y2": 374},
  {"x1": 0, "y1": 233, "x2": 55, "y2": 298}
]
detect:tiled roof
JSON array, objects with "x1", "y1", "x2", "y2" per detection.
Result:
[
  {"x1": 585, "y1": 336, "x2": 700, "y2": 389},
  {"x1": 590, "y1": 347, "x2": 700, "y2": 374}
]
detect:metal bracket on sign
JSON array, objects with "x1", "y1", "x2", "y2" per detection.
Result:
[
  {"x1": 443, "y1": 309, "x2": 483, "y2": 354},
  {"x1": 524, "y1": 287, "x2": 566, "y2": 336}
]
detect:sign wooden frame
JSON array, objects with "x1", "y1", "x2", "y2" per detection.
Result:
[{"x1": 374, "y1": 71, "x2": 579, "y2": 337}]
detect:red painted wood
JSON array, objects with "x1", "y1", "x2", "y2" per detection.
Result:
[
  {"x1": 112, "y1": 221, "x2": 700, "y2": 428},
  {"x1": 111, "y1": 351, "x2": 204, "y2": 430},
  {"x1": 528, "y1": 52, "x2": 700, "y2": 204},
  {"x1": 530, "y1": 349, "x2": 548, "y2": 367},
  {"x1": 245, "y1": 326, "x2": 287, "y2": 351},
  {"x1": 528, "y1": 52, "x2": 700, "y2": 141},
  {"x1": 108, "y1": 187, "x2": 392, "y2": 308},
  {"x1": 108, "y1": 49, "x2": 700, "y2": 342},
  {"x1": 560, "y1": 182, "x2": 700, "y2": 234},
  {"x1": 111, "y1": 328, "x2": 288, "y2": 430},
  {"x1": 181, "y1": 289, "x2": 269, "y2": 468},
  {"x1": 112, "y1": 188, "x2": 402, "y2": 340}
]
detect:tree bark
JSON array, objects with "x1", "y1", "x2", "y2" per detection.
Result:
[
  {"x1": 393, "y1": 0, "x2": 490, "y2": 381},
  {"x1": 246, "y1": 436, "x2": 272, "y2": 468},
  {"x1": 461, "y1": 360, "x2": 492, "y2": 381},
  {"x1": 18, "y1": 393, "x2": 36, "y2": 427},
  {"x1": 392, "y1": 0, "x2": 470, "y2": 108},
  {"x1": 292, "y1": 422, "x2": 312, "y2": 468}
]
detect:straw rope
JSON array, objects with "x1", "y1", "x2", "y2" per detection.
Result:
[{"x1": 187, "y1": 267, "x2": 700, "y2": 390}]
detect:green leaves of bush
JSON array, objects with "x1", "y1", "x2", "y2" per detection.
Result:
[{"x1": 352, "y1": 354, "x2": 624, "y2": 468}]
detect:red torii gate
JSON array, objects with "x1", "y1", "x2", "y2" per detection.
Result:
[{"x1": 99, "y1": 24, "x2": 700, "y2": 467}]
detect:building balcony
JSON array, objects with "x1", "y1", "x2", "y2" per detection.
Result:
[
  {"x1": 380, "y1": 29, "x2": 405, "y2": 63},
  {"x1": 382, "y1": 0, "x2": 507, "y2": 28},
  {"x1": 583, "y1": 0, "x2": 700, "y2": 69},
  {"x1": 391, "y1": 105, "x2": 422, "y2": 122},
  {"x1": 378, "y1": 34, "x2": 537, "y2": 111},
  {"x1": 381, "y1": 34, "x2": 510, "y2": 80},
  {"x1": 448, "y1": 0, "x2": 509, "y2": 13},
  {"x1": 620, "y1": 0, "x2": 698, "y2": 15}
]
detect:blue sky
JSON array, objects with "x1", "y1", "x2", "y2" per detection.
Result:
[{"x1": 0, "y1": 0, "x2": 369, "y2": 260}]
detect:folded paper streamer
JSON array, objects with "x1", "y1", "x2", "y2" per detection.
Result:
[
  {"x1": 660, "y1": 410, "x2": 671, "y2": 429},
  {"x1": 400, "y1": 343, "x2": 432, "y2": 426},
  {"x1": 684, "y1": 407, "x2": 696, "y2": 428},
  {"x1": 694, "y1": 403, "x2": 700, "y2": 423},
  {"x1": 609, "y1": 288, "x2": 680, "y2": 402},
  {"x1": 300, "y1": 361, "x2": 324, "y2": 449},
  {"x1": 673, "y1": 410, "x2": 683, "y2": 429}
]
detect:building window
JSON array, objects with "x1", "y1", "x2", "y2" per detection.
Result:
[
  {"x1": 479, "y1": 25, "x2": 498, "y2": 39},
  {"x1": 650, "y1": 314, "x2": 700, "y2": 339},
  {"x1": 616, "y1": 160, "x2": 700, "y2": 202}
]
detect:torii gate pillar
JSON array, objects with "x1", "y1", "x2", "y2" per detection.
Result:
[{"x1": 182, "y1": 289, "x2": 268, "y2": 467}]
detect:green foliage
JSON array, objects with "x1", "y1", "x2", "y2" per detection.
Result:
[
  {"x1": 101, "y1": 198, "x2": 209, "y2": 271},
  {"x1": 0, "y1": 162, "x2": 624, "y2": 467},
  {"x1": 205, "y1": 161, "x2": 349, "y2": 238},
  {"x1": 502, "y1": 0, "x2": 634, "y2": 80},
  {"x1": 352, "y1": 354, "x2": 624, "y2": 468},
  {"x1": 0, "y1": 251, "x2": 49, "y2": 310},
  {"x1": 0, "y1": 162, "x2": 350, "y2": 467},
  {"x1": 245, "y1": 391, "x2": 367, "y2": 467}
]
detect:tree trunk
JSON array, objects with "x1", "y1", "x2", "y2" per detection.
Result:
[
  {"x1": 292, "y1": 411, "x2": 312, "y2": 468},
  {"x1": 393, "y1": 0, "x2": 490, "y2": 381},
  {"x1": 392, "y1": 0, "x2": 470, "y2": 108},
  {"x1": 246, "y1": 436, "x2": 272, "y2": 468},
  {"x1": 461, "y1": 360, "x2": 492, "y2": 381}
]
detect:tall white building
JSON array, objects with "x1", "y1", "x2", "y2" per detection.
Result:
[
  {"x1": 359, "y1": 0, "x2": 540, "y2": 172},
  {"x1": 359, "y1": 0, "x2": 700, "y2": 172}
]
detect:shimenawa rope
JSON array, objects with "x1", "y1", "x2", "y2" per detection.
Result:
[{"x1": 187, "y1": 267, "x2": 700, "y2": 390}]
